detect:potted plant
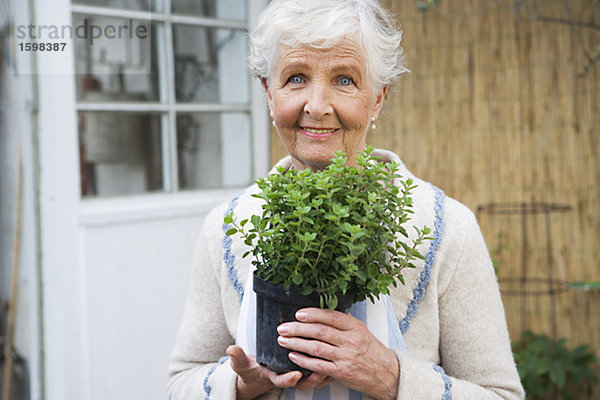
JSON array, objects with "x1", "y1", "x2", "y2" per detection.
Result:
[{"x1": 224, "y1": 145, "x2": 431, "y2": 375}]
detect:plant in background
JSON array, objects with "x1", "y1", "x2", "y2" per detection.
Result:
[
  {"x1": 566, "y1": 281, "x2": 600, "y2": 291},
  {"x1": 513, "y1": 330, "x2": 599, "y2": 400},
  {"x1": 225, "y1": 145, "x2": 432, "y2": 309}
]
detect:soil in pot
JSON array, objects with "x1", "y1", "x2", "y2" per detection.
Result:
[{"x1": 253, "y1": 272, "x2": 354, "y2": 378}]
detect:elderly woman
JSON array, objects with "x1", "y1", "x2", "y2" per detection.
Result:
[{"x1": 168, "y1": 0, "x2": 524, "y2": 399}]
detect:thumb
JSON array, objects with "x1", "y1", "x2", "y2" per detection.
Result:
[{"x1": 226, "y1": 345, "x2": 255, "y2": 374}]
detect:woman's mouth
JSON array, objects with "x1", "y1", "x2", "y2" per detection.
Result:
[{"x1": 300, "y1": 127, "x2": 338, "y2": 139}]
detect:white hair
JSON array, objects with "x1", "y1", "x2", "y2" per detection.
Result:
[{"x1": 248, "y1": 0, "x2": 408, "y2": 91}]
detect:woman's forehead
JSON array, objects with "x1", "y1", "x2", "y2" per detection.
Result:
[{"x1": 275, "y1": 40, "x2": 367, "y2": 73}]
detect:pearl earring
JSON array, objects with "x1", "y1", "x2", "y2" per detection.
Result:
[
  {"x1": 371, "y1": 117, "x2": 377, "y2": 130},
  {"x1": 272, "y1": 120, "x2": 276, "y2": 127}
]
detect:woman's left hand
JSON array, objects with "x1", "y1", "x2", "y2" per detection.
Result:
[{"x1": 277, "y1": 308, "x2": 400, "y2": 400}]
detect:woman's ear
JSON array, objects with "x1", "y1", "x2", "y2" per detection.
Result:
[
  {"x1": 372, "y1": 85, "x2": 388, "y2": 119},
  {"x1": 262, "y1": 77, "x2": 274, "y2": 119}
]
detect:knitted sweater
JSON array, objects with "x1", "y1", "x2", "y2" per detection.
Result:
[{"x1": 168, "y1": 149, "x2": 525, "y2": 400}]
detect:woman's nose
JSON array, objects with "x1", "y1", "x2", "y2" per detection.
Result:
[{"x1": 303, "y1": 83, "x2": 333, "y2": 119}]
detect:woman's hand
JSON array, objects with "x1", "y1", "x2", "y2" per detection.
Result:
[
  {"x1": 226, "y1": 345, "x2": 334, "y2": 400},
  {"x1": 276, "y1": 308, "x2": 400, "y2": 400}
]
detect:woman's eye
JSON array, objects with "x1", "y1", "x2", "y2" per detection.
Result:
[
  {"x1": 339, "y1": 76, "x2": 354, "y2": 86},
  {"x1": 288, "y1": 75, "x2": 304, "y2": 84}
]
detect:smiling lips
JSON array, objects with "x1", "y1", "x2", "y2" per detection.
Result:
[{"x1": 300, "y1": 127, "x2": 338, "y2": 139}]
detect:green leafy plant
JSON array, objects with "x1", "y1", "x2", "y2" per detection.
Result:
[
  {"x1": 225, "y1": 145, "x2": 432, "y2": 309},
  {"x1": 566, "y1": 281, "x2": 600, "y2": 291},
  {"x1": 513, "y1": 330, "x2": 600, "y2": 400}
]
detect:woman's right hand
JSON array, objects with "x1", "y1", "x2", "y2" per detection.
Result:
[{"x1": 226, "y1": 345, "x2": 333, "y2": 399}]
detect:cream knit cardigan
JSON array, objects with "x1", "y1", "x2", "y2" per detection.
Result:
[{"x1": 168, "y1": 149, "x2": 525, "y2": 400}]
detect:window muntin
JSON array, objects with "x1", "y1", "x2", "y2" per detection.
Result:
[
  {"x1": 171, "y1": 0, "x2": 247, "y2": 22},
  {"x1": 72, "y1": 0, "x2": 155, "y2": 12}
]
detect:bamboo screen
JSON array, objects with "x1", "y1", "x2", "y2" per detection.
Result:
[{"x1": 269, "y1": 0, "x2": 599, "y2": 356}]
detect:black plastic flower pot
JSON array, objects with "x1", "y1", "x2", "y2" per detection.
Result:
[{"x1": 253, "y1": 271, "x2": 354, "y2": 378}]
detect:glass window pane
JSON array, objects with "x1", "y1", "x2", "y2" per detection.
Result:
[
  {"x1": 72, "y1": 0, "x2": 155, "y2": 12},
  {"x1": 172, "y1": 0, "x2": 247, "y2": 21},
  {"x1": 177, "y1": 112, "x2": 252, "y2": 190},
  {"x1": 79, "y1": 112, "x2": 163, "y2": 197},
  {"x1": 173, "y1": 26, "x2": 249, "y2": 104},
  {"x1": 73, "y1": 15, "x2": 158, "y2": 102}
]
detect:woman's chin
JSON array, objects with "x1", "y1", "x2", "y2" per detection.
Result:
[{"x1": 292, "y1": 152, "x2": 337, "y2": 171}]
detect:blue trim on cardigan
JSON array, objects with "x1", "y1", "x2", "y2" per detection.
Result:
[
  {"x1": 398, "y1": 185, "x2": 445, "y2": 334},
  {"x1": 433, "y1": 364, "x2": 453, "y2": 400},
  {"x1": 203, "y1": 356, "x2": 229, "y2": 399},
  {"x1": 222, "y1": 190, "x2": 246, "y2": 303}
]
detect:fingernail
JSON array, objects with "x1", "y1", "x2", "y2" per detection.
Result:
[
  {"x1": 296, "y1": 311, "x2": 307, "y2": 321},
  {"x1": 278, "y1": 336, "x2": 289, "y2": 344},
  {"x1": 277, "y1": 325, "x2": 288, "y2": 335},
  {"x1": 288, "y1": 352, "x2": 298, "y2": 361}
]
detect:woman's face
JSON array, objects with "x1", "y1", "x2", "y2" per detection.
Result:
[{"x1": 264, "y1": 40, "x2": 387, "y2": 171}]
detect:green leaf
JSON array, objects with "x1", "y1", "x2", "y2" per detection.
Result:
[
  {"x1": 325, "y1": 214, "x2": 338, "y2": 222},
  {"x1": 299, "y1": 205, "x2": 311, "y2": 214},
  {"x1": 367, "y1": 264, "x2": 379, "y2": 277},
  {"x1": 223, "y1": 213, "x2": 233, "y2": 224},
  {"x1": 328, "y1": 295, "x2": 338, "y2": 310},
  {"x1": 292, "y1": 271, "x2": 303, "y2": 285},
  {"x1": 549, "y1": 363, "x2": 566, "y2": 388},
  {"x1": 355, "y1": 269, "x2": 367, "y2": 283},
  {"x1": 225, "y1": 228, "x2": 237, "y2": 236},
  {"x1": 535, "y1": 357, "x2": 550, "y2": 375},
  {"x1": 367, "y1": 280, "x2": 377, "y2": 293},
  {"x1": 301, "y1": 287, "x2": 313, "y2": 296}
]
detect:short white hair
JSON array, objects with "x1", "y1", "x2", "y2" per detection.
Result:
[{"x1": 248, "y1": 0, "x2": 408, "y2": 91}]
